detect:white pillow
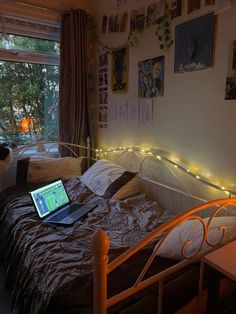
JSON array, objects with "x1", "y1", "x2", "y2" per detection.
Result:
[
  {"x1": 157, "y1": 216, "x2": 236, "y2": 260},
  {"x1": 17, "y1": 156, "x2": 83, "y2": 183},
  {"x1": 80, "y1": 159, "x2": 139, "y2": 200}
]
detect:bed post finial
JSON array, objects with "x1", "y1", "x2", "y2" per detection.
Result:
[{"x1": 92, "y1": 229, "x2": 109, "y2": 314}]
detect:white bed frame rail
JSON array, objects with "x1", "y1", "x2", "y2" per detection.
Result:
[{"x1": 92, "y1": 197, "x2": 236, "y2": 314}]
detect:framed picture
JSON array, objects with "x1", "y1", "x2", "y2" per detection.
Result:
[
  {"x1": 111, "y1": 46, "x2": 129, "y2": 93},
  {"x1": 187, "y1": 0, "x2": 201, "y2": 14},
  {"x1": 172, "y1": 0, "x2": 182, "y2": 19},
  {"x1": 174, "y1": 13, "x2": 215, "y2": 73},
  {"x1": 138, "y1": 56, "x2": 164, "y2": 98},
  {"x1": 225, "y1": 41, "x2": 236, "y2": 100}
]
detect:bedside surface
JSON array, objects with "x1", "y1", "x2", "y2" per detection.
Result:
[{"x1": 203, "y1": 240, "x2": 236, "y2": 281}]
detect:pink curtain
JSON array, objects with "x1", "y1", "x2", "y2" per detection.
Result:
[{"x1": 59, "y1": 9, "x2": 92, "y2": 155}]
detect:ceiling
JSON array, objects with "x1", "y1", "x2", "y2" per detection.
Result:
[{"x1": 11, "y1": 0, "x2": 92, "y2": 11}]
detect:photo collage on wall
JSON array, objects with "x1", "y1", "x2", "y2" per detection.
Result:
[{"x1": 98, "y1": 51, "x2": 108, "y2": 128}]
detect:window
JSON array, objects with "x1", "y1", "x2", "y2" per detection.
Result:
[{"x1": 0, "y1": 32, "x2": 60, "y2": 146}]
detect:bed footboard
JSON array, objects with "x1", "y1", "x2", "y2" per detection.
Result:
[{"x1": 92, "y1": 197, "x2": 236, "y2": 314}]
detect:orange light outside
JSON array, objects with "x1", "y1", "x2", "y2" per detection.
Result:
[{"x1": 20, "y1": 118, "x2": 33, "y2": 133}]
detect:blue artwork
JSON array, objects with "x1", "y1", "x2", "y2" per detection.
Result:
[
  {"x1": 138, "y1": 56, "x2": 164, "y2": 98},
  {"x1": 174, "y1": 13, "x2": 215, "y2": 73}
]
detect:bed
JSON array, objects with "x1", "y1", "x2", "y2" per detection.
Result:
[{"x1": 1, "y1": 142, "x2": 236, "y2": 314}]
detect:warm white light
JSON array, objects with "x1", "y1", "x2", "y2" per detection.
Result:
[
  {"x1": 196, "y1": 175, "x2": 200, "y2": 180},
  {"x1": 148, "y1": 152, "x2": 153, "y2": 155},
  {"x1": 187, "y1": 169, "x2": 190, "y2": 172},
  {"x1": 156, "y1": 155, "x2": 162, "y2": 160},
  {"x1": 128, "y1": 149, "x2": 133, "y2": 152},
  {"x1": 174, "y1": 165, "x2": 178, "y2": 168}
]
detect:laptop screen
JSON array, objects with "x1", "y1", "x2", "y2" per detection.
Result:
[{"x1": 30, "y1": 180, "x2": 70, "y2": 218}]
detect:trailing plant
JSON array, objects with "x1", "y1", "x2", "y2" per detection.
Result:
[
  {"x1": 86, "y1": 3, "x2": 173, "y2": 53},
  {"x1": 155, "y1": 3, "x2": 173, "y2": 50}
]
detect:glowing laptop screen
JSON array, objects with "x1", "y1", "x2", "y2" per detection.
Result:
[{"x1": 30, "y1": 180, "x2": 70, "y2": 218}]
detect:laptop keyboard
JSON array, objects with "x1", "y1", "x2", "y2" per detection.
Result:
[{"x1": 47, "y1": 203, "x2": 97, "y2": 223}]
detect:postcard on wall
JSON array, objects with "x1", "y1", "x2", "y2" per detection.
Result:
[
  {"x1": 108, "y1": 101, "x2": 117, "y2": 123},
  {"x1": 111, "y1": 46, "x2": 129, "y2": 93},
  {"x1": 146, "y1": 3, "x2": 157, "y2": 27},
  {"x1": 108, "y1": 15, "x2": 114, "y2": 33},
  {"x1": 99, "y1": 87, "x2": 108, "y2": 104},
  {"x1": 138, "y1": 56, "x2": 164, "y2": 98},
  {"x1": 172, "y1": 0, "x2": 182, "y2": 19},
  {"x1": 99, "y1": 51, "x2": 108, "y2": 67},
  {"x1": 114, "y1": 14, "x2": 121, "y2": 33},
  {"x1": 174, "y1": 13, "x2": 215, "y2": 73},
  {"x1": 225, "y1": 41, "x2": 236, "y2": 100},
  {"x1": 98, "y1": 107, "x2": 108, "y2": 124},
  {"x1": 139, "y1": 98, "x2": 153, "y2": 125},
  {"x1": 120, "y1": 12, "x2": 128, "y2": 32},
  {"x1": 135, "y1": 7, "x2": 146, "y2": 32},
  {"x1": 101, "y1": 15, "x2": 108, "y2": 33},
  {"x1": 187, "y1": 0, "x2": 201, "y2": 14},
  {"x1": 156, "y1": 0, "x2": 165, "y2": 20},
  {"x1": 117, "y1": 101, "x2": 128, "y2": 122},
  {"x1": 127, "y1": 100, "x2": 139, "y2": 124}
]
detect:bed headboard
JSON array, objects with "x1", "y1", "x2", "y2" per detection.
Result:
[{"x1": 97, "y1": 147, "x2": 236, "y2": 216}]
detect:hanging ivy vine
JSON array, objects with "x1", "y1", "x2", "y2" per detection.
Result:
[{"x1": 87, "y1": 3, "x2": 173, "y2": 54}]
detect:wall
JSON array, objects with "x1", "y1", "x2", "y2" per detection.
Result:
[{"x1": 92, "y1": 0, "x2": 236, "y2": 191}]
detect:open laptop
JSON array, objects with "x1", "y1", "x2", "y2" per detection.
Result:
[{"x1": 30, "y1": 179, "x2": 97, "y2": 225}]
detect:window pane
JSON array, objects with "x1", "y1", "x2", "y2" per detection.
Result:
[
  {"x1": 0, "y1": 60, "x2": 59, "y2": 145},
  {"x1": 0, "y1": 33, "x2": 60, "y2": 55}
]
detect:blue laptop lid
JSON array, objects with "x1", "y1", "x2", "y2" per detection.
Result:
[{"x1": 30, "y1": 180, "x2": 70, "y2": 218}]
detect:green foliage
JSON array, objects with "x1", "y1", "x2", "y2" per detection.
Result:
[
  {"x1": 0, "y1": 36, "x2": 59, "y2": 146},
  {"x1": 87, "y1": 3, "x2": 173, "y2": 52}
]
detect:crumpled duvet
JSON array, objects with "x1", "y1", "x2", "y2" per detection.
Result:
[{"x1": 0, "y1": 178, "x2": 166, "y2": 314}]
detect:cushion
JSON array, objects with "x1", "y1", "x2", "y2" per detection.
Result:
[
  {"x1": 157, "y1": 216, "x2": 236, "y2": 260},
  {"x1": 16, "y1": 156, "x2": 83, "y2": 184},
  {"x1": 80, "y1": 159, "x2": 139, "y2": 200}
]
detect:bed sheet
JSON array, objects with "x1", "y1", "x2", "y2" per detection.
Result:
[{"x1": 0, "y1": 178, "x2": 169, "y2": 314}]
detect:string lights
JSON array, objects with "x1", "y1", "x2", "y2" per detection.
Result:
[{"x1": 95, "y1": 146, "x2": 235, "y2": 196}]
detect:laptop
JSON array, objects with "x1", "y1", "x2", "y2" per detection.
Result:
[{"x1": 30, "y1": 179, "x2": 97, "y2": 225}]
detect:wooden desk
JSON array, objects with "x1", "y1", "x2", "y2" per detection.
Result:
[{"x1": 199, "y1": 240, "x2": 236, "y2": 313}]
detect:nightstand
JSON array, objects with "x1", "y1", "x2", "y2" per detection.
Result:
[{"x1": 199, "y1": 240, "x2": 236, "y2": 313}]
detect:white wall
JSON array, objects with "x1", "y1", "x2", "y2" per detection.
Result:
[{"x1": 92, "y1": 0, "x2": 236, "y2": 190}]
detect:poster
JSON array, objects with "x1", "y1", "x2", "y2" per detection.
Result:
[
  {"x1": 174, "y1": 13, "x2": 215, "y2": 73},
  {"x1": 111, "y1": 46, "x2": 129, "y2": 93},
  {"x1": 138, "y1": 56, "x2": 164, "y2": 98},
  {"x1": 127, "y1": 100, "x2": 139, "y2": 124},
  {"x1": 139, "y1": 99, "x2": 153, "y2": 125},
  {"x1": 225, "y1": 41, "x2": 236, "y2": 100}
]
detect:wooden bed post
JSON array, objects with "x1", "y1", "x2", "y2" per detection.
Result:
[{"x1": 92, "y1": 229, "x2": 110, "y2": 314}]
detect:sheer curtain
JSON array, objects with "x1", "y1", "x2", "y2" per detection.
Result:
[{"x1": 59, "y1": 9, "x2": 92, "y2": 155}]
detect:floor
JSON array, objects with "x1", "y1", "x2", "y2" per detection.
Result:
[{"x1": 0, "y1": 265, "x2": 12, "y2": 314}]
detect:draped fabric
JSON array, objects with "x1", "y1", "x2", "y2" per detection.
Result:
[{"x1": 59, "y1": 9, "x2": 92, "y2": 156}]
